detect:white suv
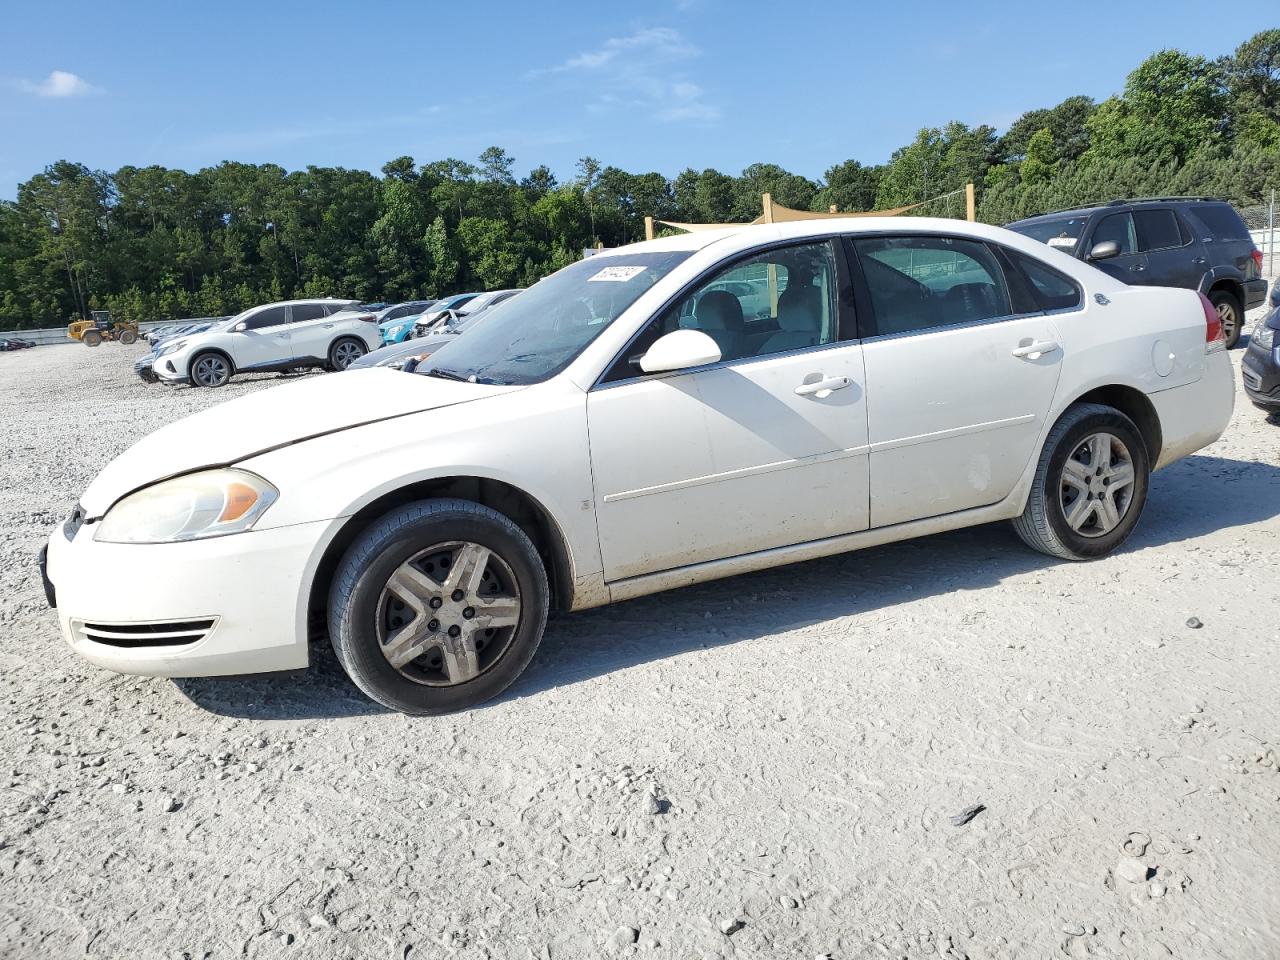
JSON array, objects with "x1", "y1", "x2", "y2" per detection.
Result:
[{"x1": 151, "y1": 299, "x2": 378, "y2": 387}]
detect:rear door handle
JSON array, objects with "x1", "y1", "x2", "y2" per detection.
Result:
[
  {"x1": 322, "y1": 323, "x2": 334, "y2": 329},
  {"x1": 1012, "y1": 341, "x2": 1060, "y2": 360},
  {"x1": 795, "y1": 375, "x2": 851, "y2": 397},
  {"x1": 1192, "y1": 257, "x2": 1207, "y2": 265},
  {"x1": 1130, "y1": 264, "x2": 1146, "y2": 273}
]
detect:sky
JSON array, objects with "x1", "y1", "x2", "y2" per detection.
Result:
[{"x1": 1, "y1": 1, "x2": 1275, "y2": 199}]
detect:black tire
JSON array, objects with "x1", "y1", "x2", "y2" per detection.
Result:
[
  {"x1": 189, "y1": 351, "x2": 232, "y2": 388},
  {"x1": 328, "y1": 499, "x2": 549, "y2": 714},
  {"x1": 1209, "y1": 289, "x2": 1243, "y2": 349},
  {"x1": 118, "y1": 329, "x2": 138, "y2": 345},
  {"x1": 82, "y1": 330, "x2": 102, "y2": 347},
  {"x1": 329, "y1": 336, "x2": 367, "y2": 371},
  {"x1": 1012, "y1": 403, "x2": 1150, "y2": 561}
]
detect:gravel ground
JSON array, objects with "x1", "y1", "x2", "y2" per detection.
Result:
[{"x1": 1, "y1": 331, "x2": 1278, "y2": 960}]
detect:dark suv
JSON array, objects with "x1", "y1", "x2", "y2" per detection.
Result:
[{"x1": 1008, "y1": 198, "x2": 1266, "y2": 348}]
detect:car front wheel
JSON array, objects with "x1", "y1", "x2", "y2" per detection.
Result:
[
  {"x1": 328, "y1": 499, "x2": 550, "y2": 714},
  {"x1": 190, "y1": 352, "x2": 232, "y2": 388},
  {"x1": 1012, "y1": 402, "x2": 1150, "y2": 560}
]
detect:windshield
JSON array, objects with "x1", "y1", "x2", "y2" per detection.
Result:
[
  {"x1": 1008, "y1": 215, "x2": 1089, "y2": 253},
  {"x1": 417, "y1": 251, "x2": 691, "y2": 385}
]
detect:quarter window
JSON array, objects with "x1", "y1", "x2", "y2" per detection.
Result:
[
  {"x1": 1003, "y1": 248, "x2": 1083, "y2": 312},
  {"x1": 1133, "y1": 209, "x2": 1184, "y2": 252},
  {"x1": 853, "y1": 235, "x2": 1011, "y2": 336}
]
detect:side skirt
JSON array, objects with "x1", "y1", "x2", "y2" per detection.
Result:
[{"x1": 605, "y1": 496, "x2": 1024, "y2": 604}]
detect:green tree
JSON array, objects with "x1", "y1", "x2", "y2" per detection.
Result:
[{"x1": 1085, "y1": 50, "x2": 1228, "y2": 164}]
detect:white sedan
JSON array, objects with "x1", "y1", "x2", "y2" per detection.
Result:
[
  {"x1": 43, "y1": 219, "x2": 1234, "y2": 713},
  {"x1": 150, "y1": 298, "x2": 377, "y2": 387}
]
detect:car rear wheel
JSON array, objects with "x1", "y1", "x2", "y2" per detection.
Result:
[
  {"x1": 1209, "y1": 290, "x2": 1243, "y2": 349},
  {"x1": 329, "y1": 337, "x2": 367, "y2": 371},
  {"x1": 1012, "y1": 403, "x2": 1150, "y2": 560},
  {"x1": 328, "y1": 498, "x2": 549, "y2": 714},
  {"x1": 190, "y1": 352, "x2": 232, "y2": 388}
]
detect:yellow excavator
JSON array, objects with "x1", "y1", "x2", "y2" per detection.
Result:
[{"x1": 67, "y1": 310, "x2": 139, "y2": 347}]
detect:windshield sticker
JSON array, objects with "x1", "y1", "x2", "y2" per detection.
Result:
[
  {"x1": 1046, "y1": 237, "x2": 1077, "y2": 248},
  {"x1": 588, "y1": 265, "x2": 647, "y2": 282}
]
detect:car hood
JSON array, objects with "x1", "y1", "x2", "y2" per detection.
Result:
[{"x1": 79, "y1": 370, "x2": 521, "y2": 516}]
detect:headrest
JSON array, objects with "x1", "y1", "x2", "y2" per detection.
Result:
[
  {"x1": 777, "y1": 285, "x2": 822, "y2": 331},
  {"x1": 695, "y1": 290, "x2": 744, "y2": 331}
]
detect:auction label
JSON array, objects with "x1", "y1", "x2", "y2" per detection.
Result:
[{"x1": 588, "y1": 265, "x2": 647, "y2": 282}]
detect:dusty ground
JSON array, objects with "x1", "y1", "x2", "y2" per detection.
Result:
[{"x1": 0, "y1": 329, "x2": 1277, "y2": 960}]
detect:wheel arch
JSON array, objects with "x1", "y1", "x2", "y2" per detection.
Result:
[
  {"x1": 1056, "y1": 383, "x2": 1162, "y2": 465},
  {"x1": 189, "y1": 346, "x2": 236, "y2": 375},
  {"x1": 305, "y1": 475, "x2": 576, "y2": 641},
  {"x1": 1198, "y1": 265, "x2": 1245, "y2": 302}
]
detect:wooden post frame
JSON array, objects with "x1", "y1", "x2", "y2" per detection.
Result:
[
  {"x1": 965, "y1": 182, "x2": 976, "y2": 223},
  {"x1": 644, "y1": 216, "x2": 655, "y2": 242}
]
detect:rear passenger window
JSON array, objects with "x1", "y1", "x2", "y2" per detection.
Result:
[
  {"x1": 290, "y1": 304, "x2": 328, "y2": 323},
  {"x1": 1133, "y1": 210, "x2": 1184, "y2": 252},
  {"x1": 1003, "y1": 249, "x2": 1083, "y2": 312},
  {"x1": 854, "y1": 235, "x2": 1011, "y2": 336},
  {"x1": 1092, "y1": 213, "x2": 1136, "y2": 255}
]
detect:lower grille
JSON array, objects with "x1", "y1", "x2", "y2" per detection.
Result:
[
  {"x1": 1242, "y1": 367, "x2": 1262, "y2": 390},
  {"x1": 74, "y1": 618, "x2": 216, "y2": 648}
]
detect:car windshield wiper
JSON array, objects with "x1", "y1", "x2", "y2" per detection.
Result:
[{"x1": 422, "y1": 367, "x2": 471, "y2": 382}]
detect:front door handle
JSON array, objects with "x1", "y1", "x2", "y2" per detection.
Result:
[
  {"x1": 794, "y1": 375, "x2": 851, "y2": 398},
  {"x1": 1130, "y1": 264, "x2": 1146, "y2": 273},
  {"x1": 1012, "y1": 341, "x2": 1060, "y2": 360}
]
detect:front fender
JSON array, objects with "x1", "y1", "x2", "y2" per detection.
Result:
[{"x1": 238, "y1": 382, "x2": 603, "y2": 584}]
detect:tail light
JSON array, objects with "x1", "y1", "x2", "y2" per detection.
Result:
[
  {"x1": 1198, "y1": 292, "x2": 1225, "y2": 352},
  {"x1": 1251, "y1": 248, "x2": 1264, "y2": 276}
]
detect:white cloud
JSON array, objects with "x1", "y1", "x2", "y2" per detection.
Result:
[
  {"x1": 530, "y1": 27, "x2": 718, "y2": 125},
  {"x1": 533, "y1": 27, "x2": 698, "y2": 76},
  {"x1": 21, "y1": 70, "x2": 97, "y2": 98}
]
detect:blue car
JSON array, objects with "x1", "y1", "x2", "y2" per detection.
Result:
[{"x1": 374, "y1": 300, "x2": 437, "y2": 345}]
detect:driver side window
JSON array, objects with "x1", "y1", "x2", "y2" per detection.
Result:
[{"x1": 243, "y1": 305, "x2": 290, "y2": 330}]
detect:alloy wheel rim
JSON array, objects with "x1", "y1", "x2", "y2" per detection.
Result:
[
  {"x1": 1216, "y1": 302, "x2": 1237, "y2": 336},
  {"x1": 335, "y1": 342, "x2": 363, "y2": 368},
  {"x1": 375, "y1": 541, "x2": 522, "y2": 687},
  {"x1": 194, "y1": 357, "x2": 226, "y2": 385},
  {"x1": 1058, "y1": 431, "x2": 1136, "y2": 538}
]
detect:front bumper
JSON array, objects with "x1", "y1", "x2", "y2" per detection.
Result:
[
  {"x1": 152, "y1": 351, "x2": 193, "y2": 384},
  {"x1": 1242, "y1": 341, "x2": 1280, "y2": 408},
  {"x1": 44, "y1": 517, "x2": 335, "y2": 677},
  {"x1": 134, "y1": 356, "x2": 159, "y2": 383}
]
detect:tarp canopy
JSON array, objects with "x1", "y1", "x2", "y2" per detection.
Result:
[{"x1": 655, "y1": 195, "x2": 930, "y2": 235}]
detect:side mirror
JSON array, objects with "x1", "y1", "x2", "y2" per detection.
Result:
[
  {"x1": 233, "y1": 322, "x2": 247, "y2": 332},
  {"x1": 1088, "y1": 240, "x2": 1120, "y2": 261},
  {"x1": 639, "y1": 329, "x2": 721, "y2": 374}
]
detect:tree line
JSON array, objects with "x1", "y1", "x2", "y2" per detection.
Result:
[{"x1": 0, "y1": 30, "x2": 1276, "y2": 331}]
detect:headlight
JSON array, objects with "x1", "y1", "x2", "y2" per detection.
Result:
[
  {"x1": 157, "y1": 339, "x2": 188, "y2": 357},
  {"x1": 1252, "y1": 321, "x2": 1275, "y2": 350},
  {"x1": 95, "y1": 469, "x2": 278, "y2": 543}
]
